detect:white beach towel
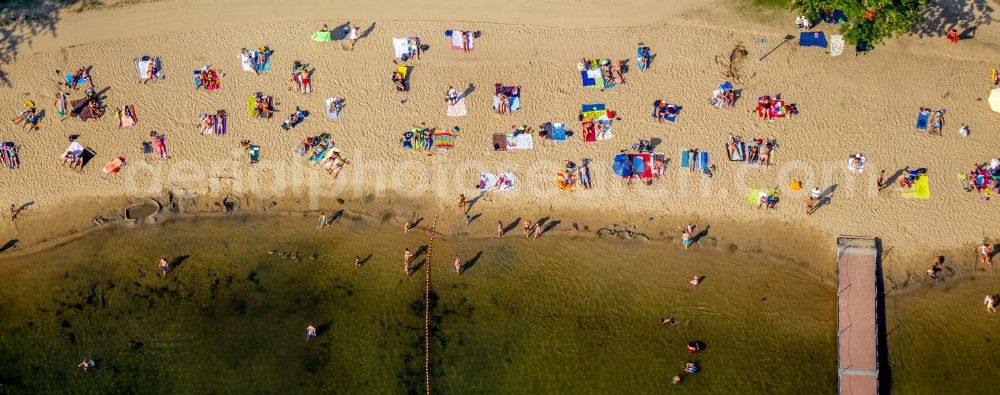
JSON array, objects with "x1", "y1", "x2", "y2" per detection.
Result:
[
  {"x1": 64, "y1": 141, "x2": 84, "y2": 158},
  {"x1": 135, "y1": 59, "x2": 160, "y2": 80},
  {"x1": 325, "y1": 97, "x2": 343, "y2": 120},
  {"x1": 450, "y1": 30, "x2": 474, "y2": 50},
  {"x1": 594, "y1": 115, "x2": 614, "y2": 141},
  {"x1": 505, "y1": 133, "x2": 534, "y2": 150},
  {"x1": 830, "y1": 35, "x2": 845, "y2": 56},
  {"x1": 392, "y1": 38, "x2": 409, "y2": 59},
  {"x1": 240, "y1": 52, "x2": 253, "y2": 72},
  {"x1": 447, "y1": 98, "x2": 467, "y2": 117}
]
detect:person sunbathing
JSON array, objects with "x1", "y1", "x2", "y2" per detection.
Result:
[
  {"x1": 761, "y1": 143, "x2": 773, "y2": 166},
  {"x1": 87, "y1": 99, "x2": 104, "y2": 118},
  {"x1": 930, "y1": 111, "x2": 944, "y2": 135},
  {"x1": 328, "y1": 97, "x2": 344, "y2": 114},
  {"x1": 255, "y1": 50, "x2": 268, "y2": 73},
  {"x1": 462, "y1": 31, "x2": 472, "y2": 52},
  {"x1": 611, "y1": 60, "x2": 624, "y2": 84},
  {"x1": 392, "y1": 71, "x2": 405, "y2": 91},
  {"x1": 724, "y1": 90, "x2": 735, "y2": 107},
  {"x1": 653, "y1": 157, "x2": 665, "y2": 178},
  {"x1": 748, "y1": 145, "x2": 759, "y2": 163},
  {"x1": 69, "y1": 68, "x2": 86, "y2": 90},
  {"x1": 496, "y1": 93, "x2": 508, "y2": 114},
  {"x1": 655, "y1": 102, "x2": 668, "y2": 123},
  {"x1": 144, "y1": 61, "x2": 156, "y2": 83},
  {"x1": 727, "y1": 136, "x2": 740, "y2": 158}
]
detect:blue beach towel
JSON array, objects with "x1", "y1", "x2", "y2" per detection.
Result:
[
  {"x1": 916, "y1": 110, "x2": 930, "y2": 131},
  {"x1": 550, "y1": 123, "x2": 567, "y2": 141},
  {"x1": 612, "y1": 154, "x2": 632, "y2": 177},
  {"x1": 699, "y1": 152, "x2": 710, "y2": 174},
  {"x1": 799, "y1": 31, "x2": 828, "y2": 48},
  {"x1": 582, "y1": 103, "x2": 605, "y2": 112},
  {"x1": 581, "y1": 70, "x2": 596, "y2": 87},
  {"x1": 664, "y1": 106, "x2": 680, "y2": 122},
  {"x1": 193, "y1": 70, "x2": 202, "y2": 88},
  {"x1": 680, "y1": 150, "x2": 692, "y2": 169}
]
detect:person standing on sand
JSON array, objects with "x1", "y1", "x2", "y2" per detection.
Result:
[
  {"x1": 464, "y1": 214, "x2": 472, "y2": 226},
  {"x1": 877, "y1": 169, "x2": 886, "y2": 190},
  {"x1": 946, "y1": 28, "x2": 960, "y2": 44},
  {"x1": 978, "y1": 241, "x2": 994, "y2": 267},
  {"x1": 348, "y1": 25, "x2": 359, "y2": 49},
  {"x1": 497, "y1": 221, "x2": 504, "y2": 237},
  {"x1": 159, "y1": 258, "x2": 169, "y2": 277},
  {"x1": 458, "y1": 194, "x2": 466, "y2": 211},
  {"x1": 454, "y1": 256, "x2": 462, "y2": 274},
  {"x1": 8, "y1": 204, "x2": 17, "y2": 221},
  {"x1": 523, "y1": 220, "x2": 531, "y2": 238},
  {"x1": 403, "y1": 249, "x2": 413, "y2": 275},
  {"x1": 533, "y1": 223, "x2": 542, "y2": 240},
  {"x1": 306, "y1": 322, "x2": 317, "y2": 340},
  {"x1": 806, "y1": 196, "x2": 817, "y2": 215}
]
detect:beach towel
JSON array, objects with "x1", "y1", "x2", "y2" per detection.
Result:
[
  {"x1": 194, "y1": 68, "x2": 220, "y2": 91},
  {"x1": 117, "y1": 104, "x2": 137, "y2": 128},
  {"x1": 135, "y1": 57, "x2": 162, "y2": 81},
  {"x1": 747, "y1": 188, "x2": 767, "y2": 205},
  {"x1": 901, "y1": 174, "x2": 930, "y2": 199},
  {"x1": 492, "y1": 95, "x2": 521, "y2": 112},
  {"x1": 247, "y1": 96, "x2": 259, "y2": 118},
  {"x1": 200, "y1": 112, "x2": 227, "y2": 135},
  {"x1": 799, "y1": 31, "x2": 828, "y2": 48},
  {"x1": 56, "y1": 92, "x2": 68, "y2": 118},
  {"x1": 71, "y1": 98, "x2": 98, "y2": 121},
  {"x1": 247, "y1": 145, "x2": 260, "y2": 163},
  {"x1": 680, "y1": 150, "x2": 693, "y2": 169},
  {"x1": 550, "y1": 123, "x2": 567, "y2": 141},
  {"x1": 254, "y1": 51, "x2": 271, "y2": 73},
  {"x1": 312, "y1": 31, "x2": 332, "y2": 42},
  {"x1": 652, "y1": 101, "x2": 681, "y2": 122},
  {"x1": 240, "y1": 52, "x2": 254, "y2": 72},
  {"x1": 151, "y1": 135, "x2": 168, "y2": 158},
  {"x1": 830, "y1": 35, "x2": 845, "y2": 56},
  {"x1": 631, "y1": 154, "x2": 652, "y2": 179},
  {"x1": 447, "y1": 98, "x2": 467, "y2": 117},
  {"x1": 64, "y1": 73, "x2": 89, "y2": 87},
  {"x1": 492, "y1": 134, "x2": 507, "y2": 151},
  {"x1": 916, "y1": 109, "x2": 930, "y2": 131},
  {"x1": 505, "y1": 133, "x2": 534, "y2": 150},
  {"x1": 612, "y1": 154, "x2": 632, "y2": 177},
  {"x1": 433, "y1": 129, "x2": 456, "y2": 150},
  {"x1": 847, "y1": 156, "x2": 866, "y2": 173},
  {"x1": 581, "y1": 69, "x2": 605, "y2": 89},
  {"x1": 392, "y1": 37, "x2": 410, "y2": 59},
  {"x1": 477, "y1": 172, "x2": 515, "y2": 192},
  {"x1": 325, "y1": 97, "x2": 344, "y2": 120},
  {"x1": 727, "y1": 141, "x2": 745, "y2": 161},
  {"x1": 699, "y1": 151, "x2": 710, "y2": 174},
  {"x1": 103, "y1": 157, "x2": 125, "y2": 175},
  {"x1": 63, "y1": 141, "x2": 84, "y2": 159},
  {"x1": 636, "y1": 46, "x2": 651, "y2": 70},
  {"x1": 448, "y1": 30, "x2": 474, "y2": 51}
]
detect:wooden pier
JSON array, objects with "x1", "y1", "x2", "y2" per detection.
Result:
[{"x1": 836, "y1": 236, "x2": 879, "y2": 395}]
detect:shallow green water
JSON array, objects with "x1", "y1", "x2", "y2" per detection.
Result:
[{"x1": 0, "y1": 215, "x2": 840, "y2": 394}]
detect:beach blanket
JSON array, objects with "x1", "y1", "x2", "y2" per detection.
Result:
[
  {"x1": 492, "y1": 95, "x2": 521, "y2": 112},
  {"x1": 135, "y1": 57, "x2": 163, "y2": 81},
  {"x1": 241, "y1": 52, "x2": 253, "y2": 72},
  {"x1": 613, "y1": 154, "x2": 652, "y2": 178},
  {"x1": 916, "y1": 109, "x2": 930, "y2": 131},
  {"x1": 325, "y1": 97, "x2": 344, "y2": 120},
  {"x1": 477, "y1": 172, "x2": 516, "y2": 192},
  {"x1": 117, "y1": 104, "x2": 137, "y2": 128},
  {"x1": 505, "y1": 133, "x2": 534, "y2": 150},
  {"x1": 1, "y1": 142, "x2": 18, "y2": 169},
  {"x1": 151, "y1": 135, "x2": 168, "y2": 158},
  {"x1": 70, "y1": 98, "x2": 98, "y2": 121},
  {"x1": 241, "y1": 51, "x2": 271, "y2": 73},
  {"x1": 55, "y1": 92, "x2": 68, "y2": 118},
  {"x1": 637, "y1": 46, "x2": 651, "y2": 70},
  {"x1": 194, "y1": 68, "x2": 220, "y2": 91},
  {"x1": 447, "y1": 98, "x2": 467, "y2": 117},
  {"x1": 581, "y1": 69, "x2": 605, "y2": 89},
  {"x1": 727, "y1": 141, "x2": 745, "y2": 161},
  {"x1": 901, "y1": 174, "x2": 930, "y2": 199},
  {"x1": 312, "y1": 31, "x2": 332, "y2": 42},
  {"x1": 392, "y1": 38, "x2": 410, "y2": 59},
  {"x1": 547, "y1": 122, "x2": 568, "y2": 141},
  {"x1": 200, "y1": 112, "x2": 227, "y2": 135},
  {"x1": 433, "y1": 129, "x2": 456, "y2": 150},
  {"x1": 448, "y1": 30, "x2": 474, "y2": 51},
  {"x1": 699, "y1": 151, "x2": 711, "y2": 174},
  {"x1": 63, "y1": 141, "x2": 84, "y2": 159},
  {"x1": 830, "y1": 35, "x2": 845, "y2": 56},
  {"x1": 747, "y1": 188, "x2": 768, "y2": 205},
  {"x1": 799, "y1": 31, "x2": 828, "y2": 48},
  {"x1": 680, "y1": 150, "x2": 700, "y2": 169},
  {"x1": 848, "y1": 156, "x2": 866, "y2": 173},
  {"x1": 247, "y1": 145, "x2": 260, "y2": 163},
  {"x1": 64, "y1": 73, "x2": 89, "y2": 87},
  {"x1": 492, "y1": 134, "x2": 507, "y2": 151},
  {"x1": 103, "y1": 157, "x2": 125, "y2": 175},
  {"x1": 612, "y1": 154, "x2": 632, "y2": 177},
  {"x1": 652, "y1": 101, "x2": 681, "y2": 122}
]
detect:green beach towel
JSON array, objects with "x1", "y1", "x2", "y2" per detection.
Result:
[
  {"x1": 747, "y1": 188, "x2": 765, "y2": 205},
  {"x1": 312, "y1": 31, "x2": 332, "y2": 42}
]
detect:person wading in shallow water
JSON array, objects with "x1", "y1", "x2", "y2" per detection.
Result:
[
  {"x1": 403, "y1": 248, "x2": 412, "y2": 275},
  {"x1": 306, "y1": 322, "x2": 317, "y2": 340},
  {"x1": 159, "y1": 258, "x2": 169, "y2": 277}
]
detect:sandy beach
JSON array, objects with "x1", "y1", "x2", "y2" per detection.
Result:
[{"x1": 1, "y1": 1, "x2": 999, "y2": 275}]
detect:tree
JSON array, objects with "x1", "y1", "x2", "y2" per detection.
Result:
[{"x1": 789, "y1": 0, "x2": 929, "y2": 46}]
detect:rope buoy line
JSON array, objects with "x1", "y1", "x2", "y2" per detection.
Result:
[{"x1": 423, "y1": 214, "x2": 438, "y2": 395}]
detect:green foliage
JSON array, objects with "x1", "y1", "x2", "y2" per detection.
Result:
[{"x1": 789, "y1": 0, "x2": 929, "y2": 45}]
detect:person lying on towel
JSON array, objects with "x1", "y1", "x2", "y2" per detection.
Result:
[{"x1": 392, "y1": 70, "x2": 406, "y2": 91}]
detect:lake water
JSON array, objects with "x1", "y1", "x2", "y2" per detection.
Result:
[{"x1": 0, "y1": 215, "x2": 995, "y2": 394}]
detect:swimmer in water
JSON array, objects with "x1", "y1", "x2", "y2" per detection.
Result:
[
  {"x1": 660, "y1": 318, "x2": 677, "y2": 327},
  {"x1": 672, "y1": 375, "x2": 682, "y2": 384},
  {"x1": 306, "y1": 322, "x2": 317, "y2": 339},
  {"x1": 686, "y1": 341, "x2": 702, "y2": 353},
  {"x1": 690, "y1": 276, "x2": 701, "y2": 286},
  {"x1": 684, "y1": 360, "x2": 698, "y2": 373},
  {"x1": 78, "y1": 357, "x2": 95, "y2": 371},
  {"x1": 523, "y1": 220, "x2": 531, "y2": 237},
  {"x1": 159, "y1": 258, "x2": 169, "y2": 277}
]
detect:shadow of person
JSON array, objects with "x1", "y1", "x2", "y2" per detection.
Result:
[
  {"x1": 170, "y1": 255, "x2": 190, "y2": 271},
  {"x1": 503, "y1": 217, "x2": 521, "y2": 234},
  {"x1": 459, "y1": 83, "x2": 476, "y2": 100},
  {"x1": 461, "y1": 251, "x2": 484, "y2": 273},
  {"x1": 0, "y1": 239, "x2": 18, "y2": 253},
  {"x1": 692, "y1": 225, "x2": 711, "y2": 244},
  {"x1": 358, "y1": 254, "x2": 373, "y2": 266},
  {"x1": 541, "y1": 220, "x2": 561, "y2": 235}
]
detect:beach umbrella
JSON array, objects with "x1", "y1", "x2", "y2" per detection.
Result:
[
  {"x1": 720, "y1": 82, "x2": 733, "y2": 91},
  {"x1": 989, "y1": 88, "x2": 1000, "y2": 113},
  {"x1": 612, "y1": 154, "x2": 631, "y2": 177}
]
